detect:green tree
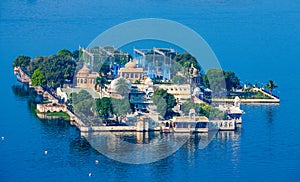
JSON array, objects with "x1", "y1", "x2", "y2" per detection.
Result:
[
  {"x1": 71, "y1": 90, "x2": 94, "y2": 116},
  {"x1": 71, "y1": 50, "x2": 80, "y2": 60},
  {"x1": 204, "y1": 69, "x2": 241, "y2": 92},
  {"x1": 111, "y1": 98, "x2": 132, "y2": 123},
  {"x1": 71, "y1": 90, "x2": 93, "y2": 105},
  {"x1": 57, "y1": 49, "x2": 72, "y2": 57},
  {"x1": 95, "y1": 76, "x2": 108, "y2": 98},
  {"x1": 115, "y1": 54, "x2": 129, "y2": 65},
  {"x1": 74, "y1": 100, "x2": 94, "y2": 116},
  {"x1": 204, "y1": 68, "x2": 226, "y2": 94},
  {"x1": 174, "y1": 52, "x2": 200, "y2": 70},
  {"x1": 31, "y1": 68, "x2": 46, "y2": 86},
  {"x1": 181, "y1": 101, "x2": 226, "y2": 119},
  {"x1": 99, "y1": 64, "x2": 110, "y2": 76},
  {"x1": 152, "y1": 89, "x2": 177, "y2": 119},
  {"x1": 264, "y1": 80, "x2": 278, "y2": 95},
  {"x1": 224, "y1": 71, "x2": 241, "y2": 91},
  {"x1": 95, "y1": 97, "x2": 112, "y2": 118},
  {"x1": 28, "y1": 56, "x2": 46, "y2": 76},
  {"x1": 115, "y1": 78, "x2": 131, "y2": 98},
  {"x1": 12, "y1": 56, "x2": 31, "y2": 70},
  {"x1": 28, "y1": 54, "x2": 76, "y2": 88}
]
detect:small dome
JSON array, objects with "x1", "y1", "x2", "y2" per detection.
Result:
[
  {"x1": 194, "y1": 87, "x2": 201, "y2": 92},
  {"x1": 144, "y1": 77, "x2": 153, "y2": 85},
  {"x1": 78, "y1": 66, "x2": 90, "y2": 75},
  {"x1": 234, "y1": 96, "x2": 240, "y2": 102},
  {"x1": 125, "y1": 60, "x2": 137, "y2": 68}
]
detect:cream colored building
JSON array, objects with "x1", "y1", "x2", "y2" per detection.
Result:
[
  {"x1": 118, "y1": 60, "x2": 143, "y2": 83},
  {"x1": 156, "y1": 84, "x2": 191, "y2": 101},
  {"x1": 133, "y1": 77, "x2": 191, "y2": 102},
  {"x1": 75, "y1": 65, "x2": 99, "y2": 89}
]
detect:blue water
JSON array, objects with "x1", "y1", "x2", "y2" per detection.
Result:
[{"x1": 1, "y1": 0, "x2": 300, "y2": 181}]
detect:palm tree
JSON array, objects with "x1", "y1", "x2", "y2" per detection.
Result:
[
  {"x1": 264, "y1": 80, "x2": 278, "y2": 95},
  {"x1": 95, "y1": 76, "x2": 108, "y2": 98},
  {"x1": 115, "y1": 78, "x2": 131, "y2": 98}
]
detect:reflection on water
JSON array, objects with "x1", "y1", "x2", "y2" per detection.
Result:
[
  {"x1": 266, "y1": 105, "x2": 279, "y2": 124},
  {"x1": 69, "y1": 136, "x2": 95, "y2": 155},
  {"x1": 12, "y1": 84, "x2": 71, "y2": 132},
  {"x1": 82, "y1": 131, "x2": 190, "y2": 164},
  {"x1": 12, "y1": 84, "x2": 41, "y2": 113},
  {"x1": 11, "y1": 84, "x2": 29, "y2": 97},
  {"x1": 81, "y1": 129, "x2": 241, "y2": 164}
]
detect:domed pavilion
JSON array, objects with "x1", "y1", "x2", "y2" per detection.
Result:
[
  {"x1": 75, "y1": 65, "x2": 99, "y2": 89},
  {"x1": 118, "y1": 59, "x2": 143, "y2": 83}
]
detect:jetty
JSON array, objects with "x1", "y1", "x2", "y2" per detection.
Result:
[
  {"x1": 14, "y1": 67, "x2": 31, "y2": 83},
  {"x1": 212, "y1": 88, "x2": 280, "y2": 104}
]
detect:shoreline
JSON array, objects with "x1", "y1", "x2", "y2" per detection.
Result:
[
  {"x1": 212, "y1": 98, "x2": 280, "y2": 104},
  {"x1": 14, "y1": 66, "x2": 279, "y2": 133}
]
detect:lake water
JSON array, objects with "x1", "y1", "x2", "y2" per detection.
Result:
[{"x1": 1, "y1": 0, "x2": 300, "y2": 181}]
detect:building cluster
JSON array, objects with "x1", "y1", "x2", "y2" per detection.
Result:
[
  {"x1": 54, "y1": 47, "x2": 243, "y2": 132},
  {"x1": 70, "y1": 48, "x2": 204, "y2": 112}
]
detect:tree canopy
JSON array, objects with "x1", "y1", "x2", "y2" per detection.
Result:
[
  {"x1": 115, "y1": 78, "x2": 131, "y2": 98},
  {"x1": 99, "y1": 64, "x2": 110, "y2": 76},
  {"x1": 31, "y1": 68, "x2": 46, "y2": 86},
  {"x1": 28, "y1": 55, "x2": 76, "y2": 88},
  {"x1": 12, "y1": 56, "x2": 31, "y2": 70},
  {"x1": 264, "y1": 80, "x2": 278, "y2": 95},
  {"x1": 95, "y1": 97, "x2": 112, "y2": 117},
  {"x1": 224, "y1": 71, "x2": 241, "y2": 91},
  {"x1": 203, "y1": 68, "x2": 226, "y2": 93},
  {"x1": 152, "y1": 89, "x2": 177, "y2": 118},
  {"x1": 111, "y1": 98, "x2": 132, "y2": 117},
  {"x1": 174, "y1": 52, "x2": 200, "y2": 70},
  {"x1": 71, "y1": 50, "x2": 80, "y2": 60},
  {"x1": 181, "y1": 101, "x2": 226, "y2": 119},
  {"x1": 203, "y1": 68, "x2": 241, "y2": 92},
  {"x1": 57, "y1": 49, "x2": 72, "y2": 57},
  {"x1": 95, "y1": 97, "x2": 132, "y2": 122},
  {"x1": 71, "y1": 90, "x2": 94, "y2": 116}
]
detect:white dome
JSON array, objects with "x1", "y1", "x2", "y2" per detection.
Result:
[
  {"x1": 110, "y1": 77, "x2": 131, "y2": 90},
  {"x1": 144, "y1": 77, "x2": 153, "y2": 85},
  {"x1": 194, "y1": 87, "x2": 201, "y2": 92}
]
